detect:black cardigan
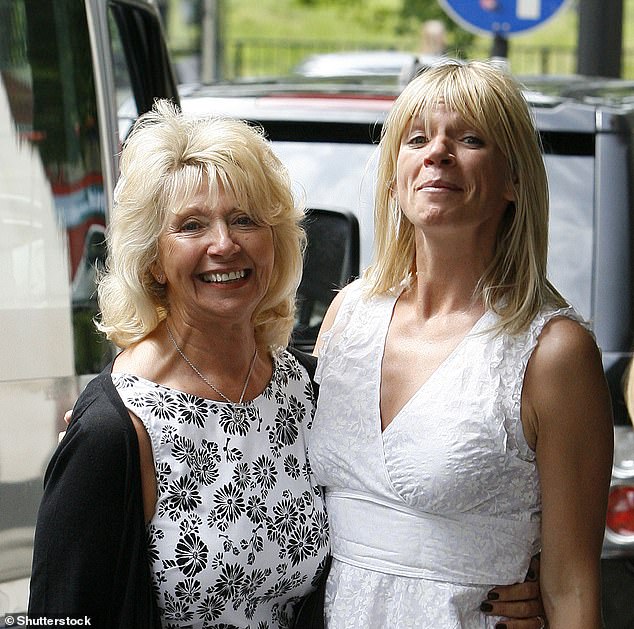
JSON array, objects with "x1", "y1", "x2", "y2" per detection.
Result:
[{"x1": 28, "y1": 348, "x2": 319, "y2": 629}]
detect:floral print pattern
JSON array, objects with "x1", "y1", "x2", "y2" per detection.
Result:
[{"x1": 113, "y1": 351, "x2": 328, "y2": 629}]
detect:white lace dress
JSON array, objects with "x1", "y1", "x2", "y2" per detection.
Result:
[
  {"x1": 113, "y1": 350, "x2": 329, "y2": 629},
  {"x1": 309, "y1": 279, "x2": 583, "y2": 629}
]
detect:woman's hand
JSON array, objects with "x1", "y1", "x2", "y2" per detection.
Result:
[
  {"x1": 58, "y1": 409, "x2": 73, "y2": 443},
  {"x1": 480, "y1": 555, "x2": 547, "y2": 628}
]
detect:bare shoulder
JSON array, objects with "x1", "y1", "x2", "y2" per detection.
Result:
[
  {"x1": 526, "y1": 315, "x2": 605, "y2": 404},
  {"x1": 523, "y1": 315, "x2": 611, "y2": 445},
  {"x1": 532, "y1": 316, "x2": 600, "y2": 371},
  {"x1": 111, "y1": 334, "x2": 169, "y2": 382}
]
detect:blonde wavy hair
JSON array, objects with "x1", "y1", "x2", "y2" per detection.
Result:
[
  {"x1": 97, "y1": 100, "x2": 305, "y2": 352},
  {"x1": 364, "y1": 59, "x2": 567, "y2": 334}
]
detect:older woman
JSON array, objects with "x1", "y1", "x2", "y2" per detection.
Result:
[
  {"x1": 28, "y1": 101, "x2": 329, "y2": 628},
  {"x1": 311, "y1": 61, "x2": 613, "y2": 628}
]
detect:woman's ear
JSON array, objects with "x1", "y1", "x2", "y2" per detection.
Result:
[
  {"x1": 150, "y1": 261, "x2": 166, "y2": 285},
  {"x1": 389, "y1": 180, "x2": 398, "y2": 202}
]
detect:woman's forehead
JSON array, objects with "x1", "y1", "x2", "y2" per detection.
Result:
[
  {"x1": 170, "y1": 173, "x2": 237, "y2": 207},
  {"x1": 404, "y1": 104, "x2": 481, "y2": 130}
]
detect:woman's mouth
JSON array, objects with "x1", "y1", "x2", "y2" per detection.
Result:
[{"x1": 199, "y1": 269, "x2": 248, "y2": 284}]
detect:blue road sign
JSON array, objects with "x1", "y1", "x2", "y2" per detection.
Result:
[{"x1": 439, "y1": 0, "x2": 571, "y2": 37}]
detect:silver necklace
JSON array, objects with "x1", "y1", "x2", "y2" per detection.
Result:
[{"x1": 166, "y1": 322, "x2": 257, "y2": 405}]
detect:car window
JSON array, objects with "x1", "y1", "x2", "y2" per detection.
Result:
[
  {"x1": 109, "y1": 8, "x2": 137, "y2": 142},
  {"x1": 273, "y1": 141, "x2": 378, "y2": 272},
  {"x1": 294, "y1": 208, "x2": 360, "y2": 351},
  {"x1": 0, "y1": 0, "x2": 106, "y2": 377},
  {"x1": 546, "y1": 153, "x2": 594, "y2": 319}
]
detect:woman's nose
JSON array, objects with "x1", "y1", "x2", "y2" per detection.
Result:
[
  {"x1": 206, "y1": 222, "x2": 240, "y2": 256},
  {"x1": 423, "y1": 137, "x2": 455, "y2": 166}
]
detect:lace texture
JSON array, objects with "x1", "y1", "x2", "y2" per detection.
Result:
[{"x1": 310, "y1": 279, "x2": 584, "y2": 628}]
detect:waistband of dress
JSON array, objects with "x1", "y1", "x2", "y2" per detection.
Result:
[{"x1": 326, "y1": 489, "x2": 540, "y2": 584}]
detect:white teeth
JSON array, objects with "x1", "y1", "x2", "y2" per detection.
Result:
[{"x1": 201, "y1": 269, "x2": 246, "y2": 283}]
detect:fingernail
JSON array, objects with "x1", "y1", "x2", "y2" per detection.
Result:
[
  {"x1": 496, "y1": 625, "x2": 508, "y2": 629},
  {"x1": 480, "y1": 602, "x2": 493, "y2": 612},
  {"x1": 487, "y1": 591, "x2": 499, "y2": 600}
]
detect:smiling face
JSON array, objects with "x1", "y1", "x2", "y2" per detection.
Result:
[
  {"x1": 395, "y1": 102, "x2": 515, "y2": 244},
  {"x1": 154, "y1": 182, "x2": 275, "y2": 328}
]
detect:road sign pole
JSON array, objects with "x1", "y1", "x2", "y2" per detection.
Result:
[
  {"x1": 491, "y1": 33, "x2": 509, "y2": 58},
  {"x1": 577, "y1": 0, "x2": 623, "y2": 77}
]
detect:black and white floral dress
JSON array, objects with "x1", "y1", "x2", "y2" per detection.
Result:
[{"x1": 112, "y1": 350, "x2": 329, "y2": 629}]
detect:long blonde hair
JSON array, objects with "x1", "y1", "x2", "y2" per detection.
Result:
[
  {"x1": 364, "y1": 60, "x2": 567, "y2": 334},
  {"x1": 97, "y1": 100, "x2": 305, "y2": 351}
]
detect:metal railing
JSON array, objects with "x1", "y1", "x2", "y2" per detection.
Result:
[{"x1": 170, "y1": 38, "x2": 634, "y2": 82}]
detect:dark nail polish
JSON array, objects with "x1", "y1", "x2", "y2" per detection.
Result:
[
  {"x1": 480, "y1": 602, "x2": 493, "y2": 612},
  {"x1": 496, "y1": 625, "x2": 508, "y2": 629},
  {"x1": 487, "y1": 591, "x2": 500, "y2": 600},
  {"x1": 527, "y1": 568, "x2": 536, "y2": 580}
]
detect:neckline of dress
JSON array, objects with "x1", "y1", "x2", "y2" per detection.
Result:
[
  {"x1": 112, "y1": 353, "x2": 280, "y2": 406},
  {"x1": 378, "y1": 295, "x2": 493, "y2": 436}
]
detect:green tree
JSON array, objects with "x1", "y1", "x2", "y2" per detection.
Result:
[{"x1": 290, "y1": 0, "x2": 474, "y2": 52}]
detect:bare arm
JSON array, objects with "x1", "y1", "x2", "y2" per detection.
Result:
[{"x1": 522, "y1": 317, "x2": 613, "y2": 628}]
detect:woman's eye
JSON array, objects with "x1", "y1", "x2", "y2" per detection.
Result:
[
  {"x1": 408, "y1": 134, "x2": 427, "y2": 146},
  {"x1": 233, "y1": 214, "x2": 255, "y2": 227},
  {"x1": 463, "y1": 135, "x2": 484, "y2": 146},
  {"x1": 180, "y1": 219, "x2": 201, "y2": 232}
]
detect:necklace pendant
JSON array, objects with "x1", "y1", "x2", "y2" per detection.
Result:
[{"x1": 233, "y1": 405, "x2": 246, "y2": 423}]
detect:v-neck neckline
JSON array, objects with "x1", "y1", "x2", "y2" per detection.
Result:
[{"x1": 377, "y1": 294, "x2": 491, "y2": 436}]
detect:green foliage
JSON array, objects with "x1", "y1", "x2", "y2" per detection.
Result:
[
  {"x1": 292, "y1": 0, "x2": 364, "y2": 6},
  {"x1": 164, "y1": 0, "x2": 634, "y2": 79},
  {"x1": 223, "y1": 0, "x2": 480, "y2": 58},
  {"x1": 224, "y1": 0, "x2": 415, "y2": 46}
]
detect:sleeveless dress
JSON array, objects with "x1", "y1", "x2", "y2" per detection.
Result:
[
  {"x1": 113, "y1": 350, "x2": 329, "y2": 629},
  {"x1": 308, "y1": 279, "x2": 584, "y2": 629}
]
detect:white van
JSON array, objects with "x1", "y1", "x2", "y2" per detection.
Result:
[{"x1": 0, "y1": 0, "x2": 178, "y2": 619}]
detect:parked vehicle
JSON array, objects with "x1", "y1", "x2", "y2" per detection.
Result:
[
  {"x1": 291, "y1": 50, "x2": 419, "y2": 85},
  {"x1": 291, "y1": 50, "x2": 446, "y2": 88},
  {"x1": 180, "y1": 72, "x2": 634, "y2": 627},
  {"x1": 0, "y1": 0, "x2": 178, "y2": 621}
]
